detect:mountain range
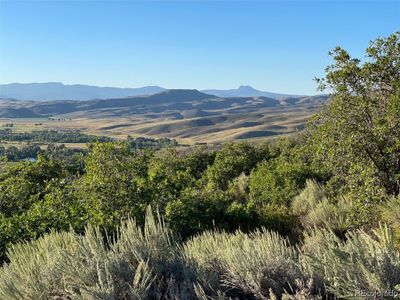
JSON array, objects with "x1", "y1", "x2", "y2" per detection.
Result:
[
  {"x1": 0, "y1": 83, "x2": 166, "y2": 101},
  {"x1": 0, "y1": 82, "x2": 302, "y2": 101},
  {"x1": 0, "y1": 89, "x2": 327, "y2": 118}
]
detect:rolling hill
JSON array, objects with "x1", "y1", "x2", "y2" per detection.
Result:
[{"x1": 0, "y1": 89, "x2": 328, "y2": 144}]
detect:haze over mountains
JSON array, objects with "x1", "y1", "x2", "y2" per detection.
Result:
[
  {"x1": 0, "y1": 82, "x2": 302, "y2": 101},
  {"x1": 0, "y1": 83, "x2": 166, "y2": 101}
]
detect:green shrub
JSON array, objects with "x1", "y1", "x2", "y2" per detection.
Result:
[
  {"x1": 206, "y1": 142, "x2": 260, "y2": 190},
  {"x1": 165, "y1": 188, "x2": 258, "y2": 239},
  {"x1": 257, "y1": 204, "x2": 301, "y2": 240},
  {"x1": 147, "y1": 147, "x2": 213, "y2": 207},
  {"x1": 81, "y1": 142, "x2": 152, "y2": 226},
  {"x1": 57, "y1": 225, "x2": 154, "y2": 299},
  {"x1": 2, "y1": 208, "x2": 400, "y2": 300},
  {"x1": 0, "y1": 156, "x2": 69, "y2": 217},
  {"x1": 184, "y1": 229, "x2": 321, "y2": 299},
  {"x1": 380, "y1": 195, "x2": 400, "y2": 246},
  {"x1": 301, "y1": 225, "x2": 400, "y2": 299},
  {"x1": 291, "y1": 180, "x2": 325, "y2": 217},
  {"x1": 0, "y1": 231, "x2": 77, "y2": 300},
  {"x1": 249, "y1": 158, "x2": 315, "y2": 207},
  {"x1": 292, "y1": 180, "x2": 351, "y2": 234},
  {"x1": 165, "y1": 189, "x2": 232, "y2": 238},
  {"x1": 0, "y1": 207, "x2": 193, "y2": 300},
  {"x1": 303, "y1": 197, "x2": 351, "y2": 235}
]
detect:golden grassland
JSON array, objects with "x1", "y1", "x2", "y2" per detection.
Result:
[{"x1": 0, "y1": 106, "x2": 315, "y2": 146}]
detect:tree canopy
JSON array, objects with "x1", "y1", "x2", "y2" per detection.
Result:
[{"x1": 310, "y1": 32, "x2": 400, "y2": 200}]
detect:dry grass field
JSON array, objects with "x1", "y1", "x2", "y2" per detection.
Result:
[
  {"x1": 0, "y1": 90, "x2": 326, "y2": 146},
  {"x1": 0, "y1": 105, "x2": 317, "y2": 145}
]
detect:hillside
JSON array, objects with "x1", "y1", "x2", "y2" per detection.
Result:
[{"x1": 0, "y1": 89, "x2": 328, "y2": 143}]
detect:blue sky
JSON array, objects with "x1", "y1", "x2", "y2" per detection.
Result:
[{"x1": 0, "y1": 1, "x2": 399, "y2": 95}]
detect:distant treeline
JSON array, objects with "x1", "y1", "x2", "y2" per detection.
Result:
[
  {"x1": 126, "y1": 136, "x2": 179, "y2": 149},
  {"x1": 0, "y1": 129, "x2": 179, "y2": 161},
  {"x1": 0, "y1": 144, "x2": 42, "y2": 161},
  {"x1": 0, "y1": 143, "x2": 85, "y2": 163},
  {"x1": 0, "y1": 128, "x2": 113, "y2": 143}
]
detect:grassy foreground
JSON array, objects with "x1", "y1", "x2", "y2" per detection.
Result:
[{"x1": 1, "y1": 207, "x2": 399, "y2": 300}]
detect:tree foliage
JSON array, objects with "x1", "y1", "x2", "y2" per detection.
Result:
[{"x1": 310, "y1": 32, "x2": 400, "y2": 199}]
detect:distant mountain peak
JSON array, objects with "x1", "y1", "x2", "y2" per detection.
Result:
[
  {"x1": 161, "y1": 88, "x2": 200, "y2": 93},
  {"x1": 0, "y1": 82, "x2": 166, "y2": 101},
  {"x1": 150, "y1": 89, "x2": 213, "y2": 101},
  {"x1": 201, "y1": 86, "x2": 301, "y2": 99},
  {"x1": 238, "y1": 85, "x2": 255, "y2": 90},
  {"x1": 160, "y1": 88, "x2": 210, "y2": 95}
]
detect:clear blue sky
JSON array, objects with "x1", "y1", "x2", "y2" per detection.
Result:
[{"x1": 0, "y1": 1, "x2": 399, "y2": 95}]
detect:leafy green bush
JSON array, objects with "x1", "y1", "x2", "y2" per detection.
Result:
[
  {"x1": 309, "y1": 32, "x2": 400, "y2": 200},
  {"x1": 257, "y1": 204, "x2": 301, "y2": 241},
  {"x1": 249, "y1": 157, "x2": 315, "y2": 207},
  {"x1": 147, "y1": 147, "x2": 212, "y2": 208},
  {"x1": 80, "y1": 142, "x2": 152, "y2": 226},
  {"x1": 165, "y1": 188, "x2": 256, "y2": 238},
  {"x1": 0, "y1": 156, "x2": 68, "y2": 217},
  {"x1": 206, "y1": 142, "x2": 260, "y2": 190},
  {"x1": 0, "y1": 156, "x2": 76, "y2": 262}
]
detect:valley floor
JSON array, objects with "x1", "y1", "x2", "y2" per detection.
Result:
[{"x1": 0, "y1": 105, "x2": 317, "y2": 145}]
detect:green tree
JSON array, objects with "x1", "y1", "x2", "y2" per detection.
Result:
[
  {"x1": 0, "y1": 156, "x2": 68, "y2": 217},
  {"x1": 79, "y1": 142, "x2": 151, "y2": 226},
  {"x1": 206, "y1": 142, "x2": 260, "y2": 190},
  {"x1": 147, "y1": 148, "x2": 208, "y2": 208},
  {"x1": 165, "y1": 188, "x2": 255, "y2": 238},
  {"x1": 310, "y1": 32, "x2": 400, "y2": 199},
  {"x1": 0, "y1": 156, "x2": 75, "y2": 262},
  {"x1": 249, "y1": 157, "x2": 311, "y2": 206}
]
